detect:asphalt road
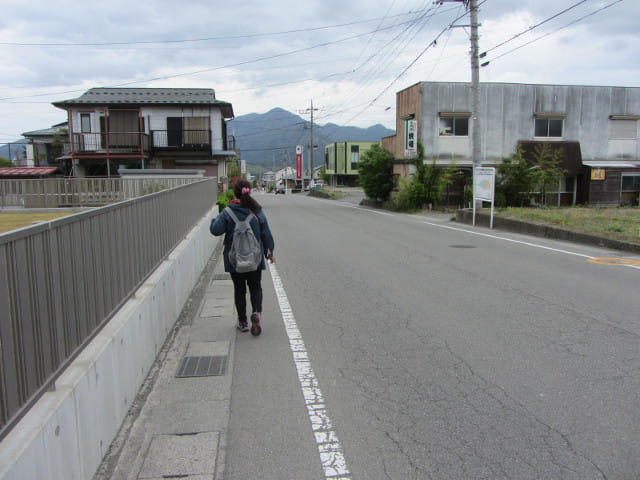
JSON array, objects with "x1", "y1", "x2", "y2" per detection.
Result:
[{"x1": 225, "y1": 192, "x2": 640, "y2": 480}]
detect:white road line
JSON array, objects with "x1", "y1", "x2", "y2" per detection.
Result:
[
  {"x1": 327, "y1": 200, "x2": 640, "y2": 270},
  {"x1": 269, "y1": 264, "x2": 352, "y2": 480}
]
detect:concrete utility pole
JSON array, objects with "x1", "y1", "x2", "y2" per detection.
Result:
[
  {"x1": 438, "y1": 0, "x2": 481, "y2": 176},
  {"x1": 300, "y1": 100, "x2": 319, "y2": 187}
]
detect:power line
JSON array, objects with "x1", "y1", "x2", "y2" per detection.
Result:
[
  {"x1": 0, "y1": 12, "x2": 420, "y2": 48},
  {"x1": 0, "y1": 15, "x2": 422, "y2": 102},
  {"x1": 482, "y1": 0, "x2": 625, "y2": 67},
  {"x1": 482, "y1": 0, "x2": 589, "y2": 55}
]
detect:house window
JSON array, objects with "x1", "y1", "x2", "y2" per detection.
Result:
[
  {"x1": 350, "y1": 145, "x2": 359, "y2": 169},
  {"x1": 535, "y1": 117, "x2": 563, "y2": 137},
  {"x1": 80, "y1": 113, "x2": 91, "y2": 133},
  {"x1": 439, "y1": 116, "x2": 469, "y2": 136}
]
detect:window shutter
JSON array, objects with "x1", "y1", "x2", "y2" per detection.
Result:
[{"x1": 610, "y1": 119, "x2": 637, "y2": 139}]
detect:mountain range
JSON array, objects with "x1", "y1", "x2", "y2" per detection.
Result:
[{"x1": 228, "y1": 108, "x2": 394, "y2": 172}]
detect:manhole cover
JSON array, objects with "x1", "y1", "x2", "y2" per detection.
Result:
[
  {"x1": 449, "y1": 245, "x2": 477, "y2": 249},
  {"x1": 176, "y1": 355, "x2": 227, "y2": 378}
]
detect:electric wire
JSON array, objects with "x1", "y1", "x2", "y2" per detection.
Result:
[{"x1": 483, "y1": 0, "x2": 625, "y2": 66}]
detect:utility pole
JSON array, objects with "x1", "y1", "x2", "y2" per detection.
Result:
[
  {"x1": 300, "y1": 100, "x2": 319, "y2": 188},
  {"x1": 438, "y1": 0, "x2": 481, "y2": 190},
  {"x1": 469, "y1": 0, "x2": 481, "y2": 175}
]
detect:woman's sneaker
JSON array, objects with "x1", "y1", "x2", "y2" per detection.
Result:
[
  {"x1": 250, "y1": 313, "x2": 262, "y2": 336},
  {"x1": 237, "y1": 320, "x2": 249, "y2": 332}
]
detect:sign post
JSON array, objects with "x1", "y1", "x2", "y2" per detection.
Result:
[
  {"x1": 296, "y1": 145, "x2": 303, "y2": 185},
  {"x1": 473, "y1": 167, "x2": 496, "y2": 229}
]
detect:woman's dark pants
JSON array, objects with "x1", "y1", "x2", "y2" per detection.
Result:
[{"x1": 230, "y1": 269, "x2": 262, "y2": 321}]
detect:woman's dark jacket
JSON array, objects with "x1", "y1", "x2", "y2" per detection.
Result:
[{"x1": 210, "y1": 202, "x2": 275, "y2": 273}]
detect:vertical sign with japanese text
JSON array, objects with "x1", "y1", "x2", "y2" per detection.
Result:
[
  {"x1": 404, "y1": 120, "x2": 417, "y2": 156},
  {"x1": 296, "y1": 145, "x2": 303, "y2": 180}
]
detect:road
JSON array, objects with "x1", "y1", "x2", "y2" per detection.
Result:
[{"x1": 225, "y1": 191, "x2": 640, "y2": 480}]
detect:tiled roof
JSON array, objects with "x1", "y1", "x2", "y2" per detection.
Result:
[
  {"x1": 53, "y1": 88, "x2": 234, "y2": 118},
  {"x1": 0, "y1": 167, "x2": 59, "y2": 176}
]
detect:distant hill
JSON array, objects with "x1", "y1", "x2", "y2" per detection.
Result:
[
  {"x1": 229, "y1": 108, "x2": 395, "y2": 170},
  {"x1": 0, "y1": 141, "x2": 27, "y2": 162}
]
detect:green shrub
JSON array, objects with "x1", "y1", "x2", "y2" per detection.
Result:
[{"x1": 216, "y1": 190, "x2": 234, "y2": 210}]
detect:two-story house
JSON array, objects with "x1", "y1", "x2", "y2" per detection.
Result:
[
  {"x1": 53, "y1": 88, "x2": 235, "y2": 178},
  {"x1": 382, "y1": 82, "x2": 640, "y2": 206}
]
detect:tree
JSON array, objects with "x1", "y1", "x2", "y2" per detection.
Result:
[
  {"x1": 496, "y1": 148, "x2": 534, "y2": 207},
  {"x1": 529, "y1": 143, "x2": 565, "y2": 205},
  {"x1": 357, "y1": 143, "x2": 394, "y2": 202},
  {"x1": 409, "y1": 141, "x2": 456, "y2": 209}
]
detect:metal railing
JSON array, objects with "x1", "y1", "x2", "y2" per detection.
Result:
[
  {"x1": 72, "y1": 132, "x2": 150, "y2": 153},
  {"x1": 0, "y1": 178, "x2": 217, "y2": 438},
  {"x1": 151, "y1": 130, "x2": 211, "y2": 150},
  {"x1": 0, "y1": 177, "x2": 203, "y2": 208}
]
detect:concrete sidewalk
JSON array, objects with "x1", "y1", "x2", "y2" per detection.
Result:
[{"x1": 94, "y1": 242, "x2": 235, "y2": 480}]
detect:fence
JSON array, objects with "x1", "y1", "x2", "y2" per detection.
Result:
[
  {"x1": 0, "y1": 177, "x2": 202, "y2": 208},
  {"x1": 0, "y1": 178, "x2": 217, "y2": 438}
]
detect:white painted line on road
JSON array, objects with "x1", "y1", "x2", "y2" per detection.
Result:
[
  {"x1": 326, "y1": 199, "x2": 640, "y2": 270},
  {"x1": 416, "y1": 219, "x2": 640, "y2": 270},
  {"x1": 269, "y1": 264, "x2": 352, "y2": 480}
]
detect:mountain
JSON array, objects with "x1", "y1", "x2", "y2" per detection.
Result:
[
  {"x1": 228, "y1": 108, "x2": 395, "y2": 170},
  {"x1": 0, "y1": 140, "x2": 27, "y2": 162}
]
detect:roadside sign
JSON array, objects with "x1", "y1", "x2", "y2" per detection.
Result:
[
  {"x1": 473, "y1": 167, "x2": 496, "y2": 228},
  {"x1": 404, "y1": 120, "x2": 417, "y2": 156},
  {"x1": 296, "y1": 145, "x2": 302, "y2": 180}
]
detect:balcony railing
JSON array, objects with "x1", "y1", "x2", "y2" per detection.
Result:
[
  {"x1": 72, "y1": 132, "x2": 150, "y2": 154},
  {"x1": 151, "y1": 130, "x2": 211, "y2": 151}
]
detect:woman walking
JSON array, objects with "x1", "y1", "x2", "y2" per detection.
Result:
[{"x1": 210, "y1": 179, "x2": 275, "y2": 336}]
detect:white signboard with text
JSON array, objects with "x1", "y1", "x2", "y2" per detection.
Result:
[{"x1": 473, "y1": 167, "x2": 496, "y2": 228}]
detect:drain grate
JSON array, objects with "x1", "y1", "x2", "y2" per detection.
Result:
[{"x1": 176, "y1": 355, "x2": 227, "y2": 378}]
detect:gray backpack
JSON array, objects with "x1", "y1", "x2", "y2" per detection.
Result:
[{"x1": 225, "y1": 207, "x2": 263, "y2": 273}]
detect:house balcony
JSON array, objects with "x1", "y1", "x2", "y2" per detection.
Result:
[
  {"x1": 72, "y1": 132, "x2": 150, "y2": 155},
  {"x1": 151, "y1": 130, "x2": 212, "y2": 152}
]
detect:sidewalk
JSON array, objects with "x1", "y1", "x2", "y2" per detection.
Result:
[{"x1": 94, "y1": 242, "x2": 235, "y2": 480}]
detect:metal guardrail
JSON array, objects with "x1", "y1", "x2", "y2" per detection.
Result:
[
  {"x1": 0, "y1": 178, "x2": 217, "y2": 438},
  {"x1": 0, "y1": 177, "x2": 202, "y2": 208}
]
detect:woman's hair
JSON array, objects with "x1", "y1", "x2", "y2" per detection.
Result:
[{"x1": 233, "y1": 179, "x2": 260, "y2": 213}]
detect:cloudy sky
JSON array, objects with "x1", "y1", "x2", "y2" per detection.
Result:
[{"x1": 0, "y1": 0, "x2": 638, "y2": 146}]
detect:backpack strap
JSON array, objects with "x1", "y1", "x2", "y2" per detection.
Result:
[
  {"x1": 224, "y1": 206, "x2": 240, "y2": 224},
  {"x1": 225, "y1": 206, "x2": 258, "y2": 228}
]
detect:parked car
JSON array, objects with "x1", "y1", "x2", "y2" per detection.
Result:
[{"x1": 275, "y1": 186, "x2": 285, "y2": 194}]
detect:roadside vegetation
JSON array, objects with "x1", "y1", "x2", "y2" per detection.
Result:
[
  {"x1": 356, "y1": 141, "x2": 639, "y2": 245},
  {"x1": 492, "y1": 206, "x2": 640, "y2": 245},
  {"x1": 0, "y1": 211, "x2": 76, "y2": 234}
]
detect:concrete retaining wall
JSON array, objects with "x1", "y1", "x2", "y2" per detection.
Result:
[{"x1": 0, "y1": 207, "x2": 220, "y2": 480}]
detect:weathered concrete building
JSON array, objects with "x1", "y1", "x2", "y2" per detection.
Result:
[{"x1": 382, "y1": 82, "x2": 640, "y2": 206}]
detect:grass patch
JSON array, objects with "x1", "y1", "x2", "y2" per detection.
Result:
[
  {"x1": 0, "y1": 211, "x2": 76, "y2": 234},
  {"x1": 493, "y1": 207, "x2": 640, "y2": 245}
]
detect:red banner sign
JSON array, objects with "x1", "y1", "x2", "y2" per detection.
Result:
[{"x1": 296, "y1": 145, "x2": 303, "y2": 179}]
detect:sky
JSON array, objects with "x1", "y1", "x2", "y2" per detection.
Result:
[{"x1": 0, "y1": 0, "x2": 638, "y2": 147}]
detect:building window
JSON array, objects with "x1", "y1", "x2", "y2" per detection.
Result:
[
  {"x1": 350, "y1": 145, "x2": 359, "y2": 169},
  {"x1": 610, "y1": 119, "x2": 638, "y2": 139},
  {"x1": 622, "y1": 175, "x2": 640, "y2": 191},
  {"x1": 439, "y1": 116, "x2": 469, "y2": 136},
  {"x1": 80, "y1": 113, "x2": 91, "y2": 133},
  {"x1": 535, "y1": 118, "x2": 563, "y2": 137}
]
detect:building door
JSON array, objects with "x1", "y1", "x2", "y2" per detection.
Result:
[{"x1": 167, "y1": 117, "x2": 183, "y2": 147}]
